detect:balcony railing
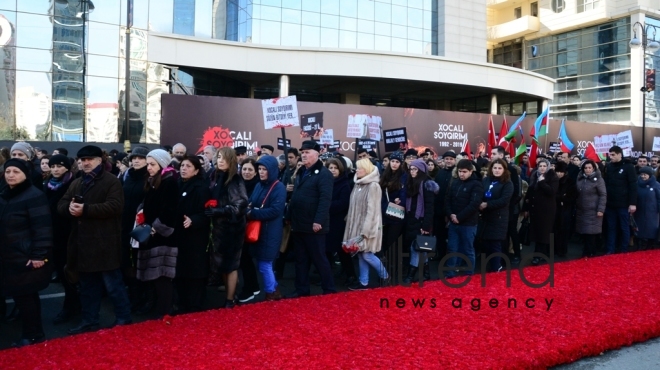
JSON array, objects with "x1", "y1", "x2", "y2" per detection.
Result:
[{"x1": 488, "y1": 15, "x2": 540, "y2": 43}]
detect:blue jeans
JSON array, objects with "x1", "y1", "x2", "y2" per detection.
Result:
[
  {"x1": 357, "y1": 252, "x2": 388, "y2": 285},
  {"x1": 409, "y1": 246, "x2": 429, "y2": 268},
  {"x1": 79, "y1": 269, "x2": 131, "y2": 325},
  {"x1": 446, "y1": 224, "x2": 477, "y2": 277},
  {"x1": 257, "y1": 260, "x2": 278, "y2": 293},
  {"x1": 605, "y1": 207, "x2": 630, "y2": 254}
]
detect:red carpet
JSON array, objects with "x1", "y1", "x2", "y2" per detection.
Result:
[{"x1": 2, "y1": 251, "x2": 660, "y2": 369}]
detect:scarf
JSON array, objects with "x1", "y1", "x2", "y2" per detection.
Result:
[
  {"x1": 406, "y1": 180, "x2": 426, "y2": 220},
  {"x1": 47, "y1": 172, "x2": 73, "y2": 191},
  {"x1": 82, "y1": 164, "x2": 103, "y2": 192}
]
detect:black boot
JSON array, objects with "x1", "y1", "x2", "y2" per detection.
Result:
[
  {"x1": 403, "y1": 266, "x2": 418, "y2": 285},
  {"x1": 423, "y1": 263, "x2": 430, "y2": 281}
]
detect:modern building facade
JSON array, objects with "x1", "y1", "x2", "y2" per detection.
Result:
[
  {"x1": 487, "y1": 0, "x2": 660, "y2": 129},
  {"x1": 0, "y1": 0, "x2": 555, "y2": 144}
]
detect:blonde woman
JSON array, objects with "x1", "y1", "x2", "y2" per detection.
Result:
[{"x1": 344, "y1": 159, "x2": 388, "y2": 290}]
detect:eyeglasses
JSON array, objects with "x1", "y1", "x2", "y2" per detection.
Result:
[{"x1": 409, "y1": 167, "x2": 419, "y2": 172}]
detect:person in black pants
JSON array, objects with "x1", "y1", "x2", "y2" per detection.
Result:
[
  {"x1": 432, "y1": 151, "x2": 456, "y2": 260},
  {"x1": 285, "y1": 140, "x2": 336, "y2": 297},
  {"x1": 325, "y1": 158, "x2": 355, "y2": 286},
  {"x1": 237, "y1": 158, "x2": 261, "y2": 303},
  {"x1": 1, "y1": 159, "x2": 53, "y2": 346},
  {"x1": 43, "y1": 154, "x2": 80, "y2": 324},
  {"x1": 554, "y1": 162, "x2": 577, "y2": 257},
  {"x1": 174, "y1": 156, "x2": 211, "y2": 312}
]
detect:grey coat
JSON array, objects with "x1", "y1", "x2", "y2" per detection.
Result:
[{"x1": 575, "y1": 170, "x2": 607, "y2": 235}]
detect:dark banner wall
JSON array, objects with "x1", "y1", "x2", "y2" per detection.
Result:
[{"x1": 161, "y1": 95, "x2": 660, "y2": 158}]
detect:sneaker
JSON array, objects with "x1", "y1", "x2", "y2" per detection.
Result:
[
  {"x1": 347, "y1": 281, "x2": 369, "y2": 291},
  {"x1": 237, "y1": 291, "x2": 256, "y2": 303}
]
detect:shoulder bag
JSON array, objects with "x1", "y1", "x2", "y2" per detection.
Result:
[
  {"x1": 245, "y1": 180, "x2": 279, "y2": 243},
  {"x1": 385, "y1": 190, "x2": 405, "y2": 220},
  {"x1": 413, "y1": 234, "x2": 437, "y2": 252}
]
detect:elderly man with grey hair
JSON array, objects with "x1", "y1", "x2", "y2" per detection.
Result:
[{"x1": 172, "y1": 143, "x2": 187, "y2": 158}]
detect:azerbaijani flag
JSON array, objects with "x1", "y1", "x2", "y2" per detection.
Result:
[
  {"x1": 558, "y1": 119, "x2": 574, "y2": 153},
  {"x1": 503, "y1": 112, "x2": 526, "y2": 142},
  {"x1": 530, "y1": 107, "x2": 550, "y2": 142},
  {"x1": 514, "y1": 141, "x2": 527, "y2": 165}
]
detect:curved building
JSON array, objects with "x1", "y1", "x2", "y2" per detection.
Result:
[{"x1": 0, "y1": 0, "x2": 556, "y2": 143}]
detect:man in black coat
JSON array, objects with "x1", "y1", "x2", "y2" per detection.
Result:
[
  {"x1": 603, "y1": 145, "x2": 637, "y2": 254},
  {"x1": 433, "y1": 151, "x2": 457, "y2": 259},
  {"x1": 58, "y1": 145, "x2": 131, "y2": 335},
  {"x1": 444, "y1": 159, "x2": 483, "y2": 278},
  {"x1": 285, "y1": 140, "x2": 336, "y2": 297}
]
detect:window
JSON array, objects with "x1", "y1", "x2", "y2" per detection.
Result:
[
  {"x1": 514, "y1": 7, "x2": 521, "y2": 19},
  {"x1": 492, "y1": 41, "x2": 523, "y2": 68},
  {"x1": 173, "y1": 0, "x2": 195, "y2": 36},
  {"x1": 552, "y1": 0, "x2": 565, "y2": 13},
  {"x1": 531, "y1": 2, "x2": 538, "y2": 17},
  {"x1": 577, "y1": 0, "x2": 599, "y2": 13}
]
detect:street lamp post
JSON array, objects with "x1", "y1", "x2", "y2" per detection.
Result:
[{"x1": 630, "y1": 21, "x2": 660, "y2": 154}]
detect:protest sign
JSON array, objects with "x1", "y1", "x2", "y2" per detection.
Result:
[
  {"x1": 300, "y1": 112, "x2": 323, "y2": 138},
  {"x1": 384, "y1": 127, "x2": 407, "y2": 152},
  {"x1": 358, "y1": 139, "x2": 378, "y2": 151},
  {"x1": 653, "y1": 137, "x2": 660, "y2": 151},
  {"x1": 594, "y1": 134, "x2": 617, "y2": 153},
  {"x1": 548, "y1": 142, "x2": 561, "y2": 153},
  {"x1": 616, "y1": 130, "x2": 633, "y2": 149},
  {"x1": 320, "y1": 129, "x2": 334, "y2": 145},
  {"x1": 347, "y1": 114, "x2": 382, "y2": 140},
  {"x1": 277, "y1": 138, "x2": 291, "y2": 151},
  {"x1": 262, "y1": 96, "x2": 299, "y2": 129},
  {"x1": 327, "y1": 140, "x2": 340, "y2": 152}
]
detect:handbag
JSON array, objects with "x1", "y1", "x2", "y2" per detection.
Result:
[
  {"x1": 385, "y1": 190, "x2": 405, "y2": 220},
  {"x1": 130, "y1": 224, "x2": 152, "y2": 244},
  {"x1": 629, "y1": 215, "x2": 639, "y2": 237},
  {"x1": 245, "y1": 180, "x2": 279, "y2": 243},
  {"x1": 413, "y1": 234, "x2": 436, "y2": 252},
  {"x1": 518, "y1": 216, "x2": 531, "y2": 246}
]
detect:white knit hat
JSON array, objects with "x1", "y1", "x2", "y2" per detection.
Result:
[{"x1": 147, "y1": 149, "x2": 171, "y2": 170}]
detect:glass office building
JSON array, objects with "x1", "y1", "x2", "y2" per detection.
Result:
[
  {"x1": 0, "y1": 0, "x2": 438, "y2": 143},
  {"x1": 527, "y1": 18, "x2": 632, "y2": 123}
]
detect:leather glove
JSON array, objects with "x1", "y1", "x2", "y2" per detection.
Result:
[{"x1": 205, "y1": 207, "x2": 229, "y2": 217}]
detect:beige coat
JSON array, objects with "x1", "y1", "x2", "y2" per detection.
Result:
[{"x1": 343, "y1": 167, "x2": 382, "y2": 253}]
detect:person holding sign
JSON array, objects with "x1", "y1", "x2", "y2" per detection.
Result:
[
  {"x1": 285, "y1": 140, "x2": 336, "y2": 298},
  {"x1": 603, "y1": 146, "x2": 637, "y2": 254}
]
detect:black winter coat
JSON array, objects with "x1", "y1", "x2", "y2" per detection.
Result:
[
  {"x1": 58, "y1": 169, "x2": 124, "y2": 273},
  {"x1": 480, "y1": 177, "x2": 513, "y2": 241},
  {"x1": 0, "y1": 181, "x2": 53, "y2": 296},
  {"x1": 445, "y1": 172, "x2": 483, "y2": 226},
  {"x1": 434, "y1": 166, "x2": 454, "y2": 217},
  {"x1": 287, "y1": 159, "x2": 333, "y2": 234},
  {"x1": 604, "y1": 160, "x2": 637, "y2": 208},
  {"x1": 556, "y1": 174, "x2": 578, "y2": 211},
  {"x1": 327, "y1": 174, "x2": 351, "y2": 253},
  {"x1": 120, "y1": 166, "x2": 148, "y2": 267},
  {"x1": 210, "y1": 171, "x2": 248, "y2": 257},
  {"x1": 523, "y1": 170, "x2": 559, "y2": 244},
  {"x1": 174, "y1": 176, "x2": 211, "y2": 279},
  {"x1": 142, "y1": 172, "x2": 179, "y2": 250},
  {"x1": 43, "y1": 174, "x2": 73, "y2": 253}
]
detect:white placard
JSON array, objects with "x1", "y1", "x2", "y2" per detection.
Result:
[
  {"x1": 320, "y1": 129, "x2": 334, "y2": 145},
  {"x1": 623, "y1": 148, "x2": 632, "y2": 157},
  {"x1": 653, "y1": 137, "x2": 660, "y2": 151},
  {"x1": 616, "y1": 130, "x2": 633, "y2": 149},
  {"x1": 346, "y1": 114, "x2": 382, "y2": 140},
  {"x1": 261, "y1": 96, "x2": 299, "y2": 129},
  {"x1": 593, "y1": 134, "x2": 617, "y2": 153}
]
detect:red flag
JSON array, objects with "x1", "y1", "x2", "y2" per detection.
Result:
[
  {"x1": 508, "y1": 140, "x2": 516, "y2": 158},
  {"x1": 528, "y1": 141, "x2": 538, "y2": 176},
  {"x1": 498, "y1": 116, "x2": 509, "y2": 150},
  {"x1": 584, "y1": 142, "x2": 602, "y2": 163},
  {"x1": 461, "y1": 140, "x2": 472, "y2": 160},
  {"x1": 488, "y1": 116, "x2": 496, "y2": 158}
]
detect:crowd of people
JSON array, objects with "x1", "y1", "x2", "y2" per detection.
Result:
[{"x1": 0, "y1": 139, "x2": 656, "y2": 348}]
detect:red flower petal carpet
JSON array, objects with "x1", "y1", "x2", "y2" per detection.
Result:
[{"x1": 2, "y1": 251, "x2": 660, "y2": 369}]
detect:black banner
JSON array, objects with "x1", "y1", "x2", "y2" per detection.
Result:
[
  {"x1": 327, "y1": 140, "x2": 340, "y2": 152},
  {"x1": 277, "y1": 138, "x2": 291, "y2": 150},
  {"x1": 383, "y1": 127, "x2": 408, "y2": 152},
  {"x1": 548, "y1": 142, "x2": 562, "y2": 153},
  {"x1": 299, "y1": 112, "x2": 323, "y2": 138},
  {"x1": 358, "y1": 139, "x2": 378, "y2": 151}
]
